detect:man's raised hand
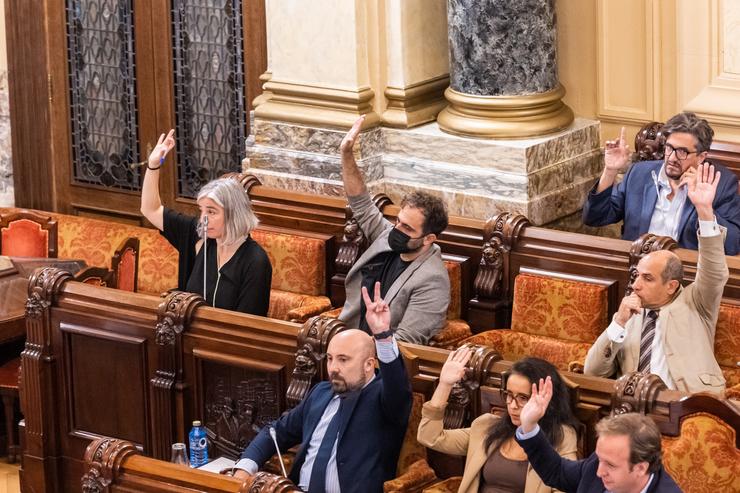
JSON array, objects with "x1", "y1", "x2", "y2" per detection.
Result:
[
  {"x1": 688, "y1": 162, "x2": 720, "y2": 221},
  {"x1": 519, "y1": 376, "x2": 553, "y2": 434},
  {"x1": 340, "y1": 115, "x2": 365, "y2": 155},
  {"x1": 361, "y1": 281, "x2": 390, "y2": 336},
  {"x1": 604, "y1": 126, "x2": 631, "y2": 173}
]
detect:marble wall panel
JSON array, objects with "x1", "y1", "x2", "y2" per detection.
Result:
[
  {"x1": 527, "y1": 150, "x2": 602, "y2": 197},
  {"x1": 0, "y1": 70, "x2": 12, "y2": 207}
]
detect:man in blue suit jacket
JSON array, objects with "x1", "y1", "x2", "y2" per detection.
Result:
[
  {"x1": 233, "y1": 282, "x2": 412, "y2": 492},
  {"x1": 583, "y1": 112, "x2": 740, "y2": 255},
  {"x1": 515, "y1": 377, "x2": 681, "y2": 493}
]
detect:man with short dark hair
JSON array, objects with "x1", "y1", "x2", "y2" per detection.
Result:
[
  {"x1": 515, "y1": 377, "x2": 681, "y2": 493},
  {"x1": 583, "y1": 111, "x2": 740, "y2": 255},
  {"x1": 233, "y1": 283, "x2": 412, "y2": 492},
  {"x1": 337, "y1": 115, "x2": 450, "y2": 344},
  {"x1": 585, "y1": 164, "x2": 728, "y2": 394}
]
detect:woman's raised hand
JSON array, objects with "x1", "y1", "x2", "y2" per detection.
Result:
[
  {"x1": 438, "y1": 346, "x2": 473, "y2": 386},
  {"x1": 147, "y1": 129, "x2": 176, "y2": 169}
]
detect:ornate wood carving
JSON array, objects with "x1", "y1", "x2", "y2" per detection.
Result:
[
  {"x1": 611, "y1": 372, "x2": 667, "y2": 416},
  {"x1": 248, "y1": 471, "x2": 302, "y2": 492},
  {"x1": 150, "y1": 290, "x2": 205, "y2": 459},
  {"x1": 21, "y1": 267, "x2": 73, "y2": 456},
  {"x1": 372, "y1": 192, "x2": 393, "y2": 213},
  {"x1": 473, "y1": 213, "x2": 529, "y2": 301},
  {"x1": 335, "y1": 205, "x2": 368, "y2": 276},
  {"x1": 634, "y1": 121, "x2": 665, "y2": 162},
  {"x1": 286, "y1": 316, "x2": 346, "y2": 408},
  {"x1": 626, "y1": 234, "x2": 678, "y2": 294},
  {"x1": 204, "y1": 363, "x2": 282, "y2": 459},
  {"x1": 443, "y1": 344, "x2": 502, "y2": 429},
  {"x1": 222, "y1": 172, "x2": 263, "y2": 196},
  {"x1": 81, "y1": 438, "x2": 137, "y2": 493}
]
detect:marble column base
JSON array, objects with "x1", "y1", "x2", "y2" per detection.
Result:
[{"x1": 244, "y1": 116, "x2": 602, "y2": 225}]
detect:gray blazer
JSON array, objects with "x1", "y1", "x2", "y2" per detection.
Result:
[{"x1": 338, "y1": 192, "x2": 450, "y2": 345}]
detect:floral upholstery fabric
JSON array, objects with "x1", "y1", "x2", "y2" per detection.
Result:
[
  {"x1": 661, "y1": 412, "x2": 740, "y2": 493},
  {"x1": 715, "y1": 303, "x2": 740, "y2": 391},
  {"x1": 252, "y1": 229, "x2": 326, "y2": 296},
  {"x1": 52, "y1": 212, "x2": 178, "y2": 295},
  {"x1": 444, "y1": 260, "x2": 462, "y2": 320},
  {"x1": 1, "y1": 219, "x2": 50, "y2": 257},
  {"x1": 462, "y1": 330, "x2": 592, "y2": 371},
  {"x1": 268, "y1": 289, "x2": 332, "y2": 322},
  {"x1": 511, "y1": 273, "x2": 608, "y2": 343},
  {"x1": 430, "y1": 319, "x2": 473, "y2": 350},
  {"x1": 384, "y1": 459, "x2": 437, "y2": 493}
]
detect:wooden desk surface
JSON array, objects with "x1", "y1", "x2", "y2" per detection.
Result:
[{"x1": 0, "y1": 257, "x2": 86, "y2": 345}]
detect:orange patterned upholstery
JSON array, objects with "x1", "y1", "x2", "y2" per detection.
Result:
[
  {"x1": 715, "y1": 303, "x2": 740, "y2": 397},
  {"x1": 430, "y1": 319, "x2": 473, "y2": 350},
  {"x1": 662, "y1": 412, "x2": 740, "y2": 493},
  {"x1": 510, "y1": 273, "x2": 608, "y2": 342},
  {"x1": 53, "y1": 213, "x2": 178, "y2": 295},
  {"x1": 252, "y1": 229, "x2": 326, "y2": 296},
  {"x1": 384, "y1": 393, "x2": 438, "y2": 493},
  {"x1": 0, "y1": 210, "x2": 56, "y2": 258},
  {"x1": 422, "y1": 477, "x2": 462, "y2": 493},
  {"x1": 464, "y1": 329, "x2": 592, "y2": 371},
  {"x1": 268, "y1": 289, "x2": 332, "y2": 323},
  {"x1": 462, "y1": 273, "x2": 607, "y2": 370}
]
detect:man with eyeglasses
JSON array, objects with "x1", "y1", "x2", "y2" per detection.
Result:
[
  {"x1": 335, "y1": 115, "x2": 450, "y2": 345},
  {"x1": 583, "y1": 111, "x2": 740, "y2": 255}
]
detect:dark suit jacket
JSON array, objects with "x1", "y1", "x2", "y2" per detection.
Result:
[
  {"x1": 241, "y1": 355, "x2": 412, "y2": 493},
  {"x1": 582, "y1": 160, "x2": 740, "y2": 255},
  {"x1": 516, "y1": 428, "x2": 682, "y2": 493}
]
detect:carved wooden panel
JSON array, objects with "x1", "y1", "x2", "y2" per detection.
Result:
[{"x1": 196, "y1": 353, "x2": 286, "y2": 460}]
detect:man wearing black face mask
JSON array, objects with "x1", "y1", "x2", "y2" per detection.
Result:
[{"x1": 336, "y1": 115, "x2": 451, "y2": 345}]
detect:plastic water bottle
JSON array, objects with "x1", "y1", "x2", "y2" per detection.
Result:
[{"x1": 188, "y1": 420, "x2": 208, "y2": 467}]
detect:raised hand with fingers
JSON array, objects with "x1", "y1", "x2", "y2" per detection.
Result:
[
  {"x1": 147, "y1": 129, "x2": 175, "y2": 169},
  {"x1": 361, "y1": 281, "x2": 391, "y2": 337},
  {"x1": 340, "y1": 115, "x2": 365, "y2": 156},
  {"x1": 519, "y1": 376, "x2": 553, "y2": 434},
  {"x1": 604, "y1": 127, "x2": 631, "y2": 173},
  {"x1": 439, "y1": 347, "x2": 473, "y2": 386},
  {"x1": 688, "y1": 162, "x2": 720, "y2": 220}
]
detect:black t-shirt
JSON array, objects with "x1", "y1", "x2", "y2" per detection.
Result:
[
  {"x1": 358, "y1": 251, "x2": 411, "y2": 333},
  {"x1": 161, "y1": 207, "x2": 272, "y2": 316}
]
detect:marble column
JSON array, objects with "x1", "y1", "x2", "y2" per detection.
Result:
[{"x1": 438, "y1": 0, "x2": 574, "y2": 138}]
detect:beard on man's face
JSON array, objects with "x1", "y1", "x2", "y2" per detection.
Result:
[{"x1": 329, "y1": 372, "x2": 366, "y2": 394}]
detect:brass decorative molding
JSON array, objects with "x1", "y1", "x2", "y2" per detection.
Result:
[
  {"x1": 382, "y1": 75, "x2": 449, "y2": 129},
  {"x1": 255, "y1": 80, "x2": 381, "y2": 129},
  {"x1": 437, "y1": 84, "x2": 574, "y2": 139}
]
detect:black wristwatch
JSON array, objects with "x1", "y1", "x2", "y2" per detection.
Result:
[{"x1": 373, "y1": 328, "x2": 394, "y2": 340}]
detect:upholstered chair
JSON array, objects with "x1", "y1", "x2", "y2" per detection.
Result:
[
  {"x1": 0, "y1": 210, "x2": 58, "y2": 258},
  {"x1": 462, "y1": 272, "x2": 609, "y2": 371}
]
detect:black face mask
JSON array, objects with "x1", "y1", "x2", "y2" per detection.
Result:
[{"x1": 388, "y1": 227, "x2": 424, "y2": 254}]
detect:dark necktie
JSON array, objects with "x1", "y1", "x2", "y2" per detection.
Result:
[
  {"x1": 637, "y1": 310, "x2": 659, "y2": 373},
  {"x1": 308, "y1": 397, "x2": 344, "y2": 492}
]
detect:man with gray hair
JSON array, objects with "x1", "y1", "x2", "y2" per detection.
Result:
[
  {"x1": 585, "y1": 162, "x2": 728, "y2": 394},
  {"x1": 583, "y1": 111, "x2": 740, "y2": 255}
]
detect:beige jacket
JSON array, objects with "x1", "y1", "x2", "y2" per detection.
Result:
[
  {"x1": 417, "y1": 401, "x2": 578, "y2": 493},
  {"x1": 584, "y1": 234, "x2": 728, "y2": 394}
]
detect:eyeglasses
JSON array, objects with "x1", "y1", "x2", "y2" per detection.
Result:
[
  {"x1": 664, "y1": 143, "x2": 697, "y2": 161},
  {"x1": 501, "y1": 390, "x2": 531, "y2": 407}
]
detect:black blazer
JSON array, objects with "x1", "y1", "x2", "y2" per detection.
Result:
[
  {"x1": 241, "y1": 355, "x2": 412, "y2": 492},
  {"x1": 516, "y1": 428, "x2": 682, "y2": 493}
]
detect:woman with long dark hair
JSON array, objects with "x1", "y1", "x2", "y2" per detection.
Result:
[{"x1": 418, "y1": 349, "x2": 579, "y2": 492}]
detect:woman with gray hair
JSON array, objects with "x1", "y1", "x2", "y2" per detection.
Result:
[{"x1": 140, "y1": 130, "x2": 272, "y2": 316}]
